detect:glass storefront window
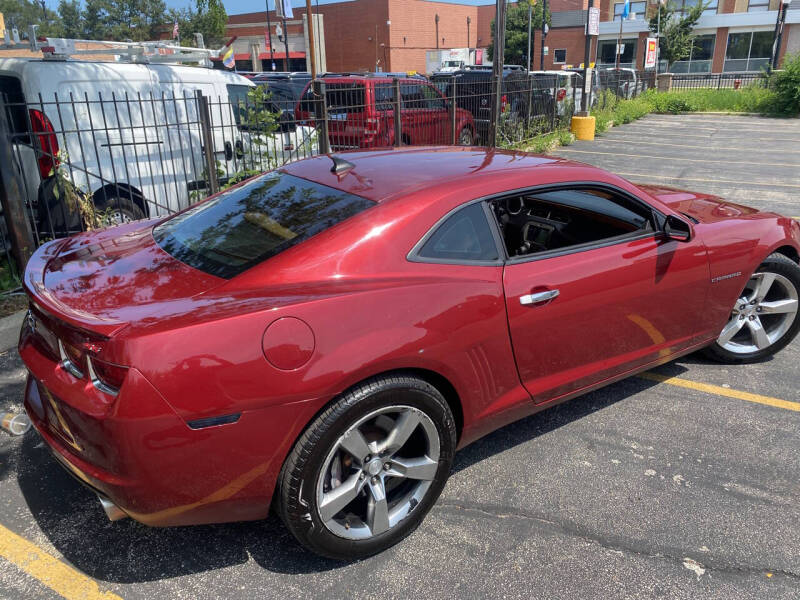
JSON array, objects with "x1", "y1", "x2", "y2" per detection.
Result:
[
  {"x1": 670, "y1": 34, "x2": 716, "y2": 73},
  {"x1": 724, "y1": 31, "x2": 774, "y2": 72},
  {"x1": 598, "y1": 38, "x2": 638, "y2": 68}
]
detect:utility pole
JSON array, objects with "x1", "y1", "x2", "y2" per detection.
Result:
[
  {"x1": 283, "y1": 17, "x2": 290, "y2": 71},
  {"x1": 526, "y1": 1, "x2": 532, "y2": 71},
  {"x1": 655, "y1": 1, "x2": 661, "y2": 78},
  {"x1": 771, "y1": 0, "x2": 791, "y2": 70},
  {"x1": 540, "y1": 0, "x2": 548, "y2": 70},
  {"x1": 306, "y1": 0, "x2": 317, "y2": 78},
  {"x1": 581, "y1": 0, "x2": 594, "y2": 114},
  {"x1": 265, "y1": 0, "x2": 276, "y2": 71},
  {"x1": 488, "y1": 0, "x2": 508, "y2": 147}
]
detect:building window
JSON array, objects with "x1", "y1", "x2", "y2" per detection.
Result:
[
  {"x1": 675, "y1": 0, "x2": 718, "y2": 15},
  {"x1": 670, "y1": 34, "x2": 716, "y2": 73},
  {"x1": 598, "y1": 38, "x2": 638, "y2": 68},
  {"x1": 724, "y1": 31, "x2": 773, "y2": 72},
  {"x1": 553, "y1": 49, "x2": 567, "y2": 64},
  {"x1": 748, "y1": 0, "x2": 769, "y2": 10},
  {"x1": 614, "y1": 2, "x2": 646, "y2": 19}
]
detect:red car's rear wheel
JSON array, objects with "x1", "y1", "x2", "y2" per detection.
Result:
[
  {"x1": 276, "y1": 374, "x2": 457, "y2": 559},
  {"x1": 704, "y1": 253, "x2": 800, "y2": 363}
]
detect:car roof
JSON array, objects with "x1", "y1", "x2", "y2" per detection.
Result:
[{"x1": 281, "y1": 146, "x2": 599, "y2": 204}]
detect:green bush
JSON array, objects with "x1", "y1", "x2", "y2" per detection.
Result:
[{"x1": 771, "y1": 52, "x2": 800, "y2": 116}]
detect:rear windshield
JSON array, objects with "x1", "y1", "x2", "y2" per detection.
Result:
[{"x1": 153, "y1": 172, "x2": 374, "y2": 278}]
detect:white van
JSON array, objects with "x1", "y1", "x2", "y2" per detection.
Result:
[{"x1": 0, "y1": 58, "x2": 311, "y2": 233}]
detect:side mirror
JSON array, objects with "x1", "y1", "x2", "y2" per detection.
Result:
[{"x1": 664, "y1": 214, "x2": 693, "y2": 242}]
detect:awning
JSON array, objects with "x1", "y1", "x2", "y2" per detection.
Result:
[{"x1": 258, "y1": 51, "x2": 306, "y2": 59}]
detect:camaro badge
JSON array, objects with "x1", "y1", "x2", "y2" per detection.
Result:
[{"x1": 711, "y1": 271, "x2": 742, "y2": 283}]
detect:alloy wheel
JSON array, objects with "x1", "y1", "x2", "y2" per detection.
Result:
[
  {"x1": 717, "y1": 271, "x2": 799, "y2": 354},
  {"x1": 315, "y1": 405, "x2": 440, "y2": 540}
]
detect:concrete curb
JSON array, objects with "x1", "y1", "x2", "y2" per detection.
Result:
[{"x1": 0, "y1": 309, "x2": 25, "y2": 353}]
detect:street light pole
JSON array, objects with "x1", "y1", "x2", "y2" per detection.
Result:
[
  {"x1": 435, "y1": 14, "x2": 440, "y2": 49},
  {"x1": 467, "y1": 16, "x2": 471, "y2": 48},
  {"x1": 540, "y1": 0, "x2": 548, "y2": 69},
  {"x1": 581, "y1": 0, "x2": 594, "y2": 114},
  {"x1": 306, "y1": 0, "x2": 317, "y2": 78},
  {"x1": 526, "y1": 1, "x2": 532, "y2": 71},
  {"x1": 615, "y1": 12, "x2": 623, "y2": 70},
  {"x1": 771, "y1": 0, "x2": 791, "y2": 70},
  {"x1": 489, "y1": 0, "x2": 508, "y2": 147},
  {"x1": 265, "y1": 0, "x2": 275, "y2": 71}
]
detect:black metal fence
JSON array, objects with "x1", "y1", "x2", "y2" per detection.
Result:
[
  {"x1": 669, "y1": 72, "x2": 768, "y2": 90},
  {"x1": 0, "y1": 68, "x2": 769, "y2": 282}
]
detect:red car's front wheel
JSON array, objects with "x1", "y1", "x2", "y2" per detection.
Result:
[
  {"x1": 705, "y1": 253, "x2": 800, "y2": 363},
  {"x1": 275, "y1": 374, "x2": 457, "y2": 559}
]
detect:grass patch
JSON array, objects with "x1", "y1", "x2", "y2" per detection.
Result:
[{"x1": 514, "y1": 129, "x2": 574, "y2": 153}]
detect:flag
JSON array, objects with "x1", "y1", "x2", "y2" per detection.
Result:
[
  {"x1": 222, "y1": 45, "x2": 235, "y2": 69},
  {"x1": 282, "y1": 0, "x2": 293, "y2": 19},
  {"x1": 621, "y1": 0, "x2": 630, "y2": 19},
  {"x1": 172, "y1": 21, "x2": 179, "y2": 39},
  {"x1": 264, "y1": 28, "x2": 271, "y2": 48}
]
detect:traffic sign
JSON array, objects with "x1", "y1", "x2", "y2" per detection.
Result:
[{"x1": 588, "y1": 7, "x2": 600, "y2": 36}]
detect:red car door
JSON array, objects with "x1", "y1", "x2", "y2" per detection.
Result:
[{"x1": 498, "y1": 186, "x2": 710, "y2": 403}]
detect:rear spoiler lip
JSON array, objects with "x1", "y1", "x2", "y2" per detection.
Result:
[{"x1": 23, "y1": 239, "x2": 128, "y2": 338}]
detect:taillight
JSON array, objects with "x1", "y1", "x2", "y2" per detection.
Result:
[
  {"x1": 556, "y1": 89, "x2": 567, "y2": 102},
  {"x1": 57, "y1": 326, "x2": 128, "y2": 395},
  {"x1": 28, "y1": 109, "x2": 59, "y2": 178},
  {"x1": 88, "y1": 356, "x2": 129, "y2": 393},
  {"x1": 501, "y1": 94, "x2": 508, "y2": 112}
]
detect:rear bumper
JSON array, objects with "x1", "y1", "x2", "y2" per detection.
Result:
[{"x1": 19, "y1": 326, "x2": 318, "y2": 527}]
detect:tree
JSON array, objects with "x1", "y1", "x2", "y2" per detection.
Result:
[
  {"x1": 648, "y1": 1, "x2": 707, "y2": 70},
  {"x1": 57, "y1": 0, "x2": 83, "y2": 38},
  {"x1": 82, "y1": 0, "x2": 111, "y2": 39},
  {"x1": 0, "y1": 0, "x2": 58, "y2": 36},
  {"x1": 487, "y1": 0, "x2": 548, "y2": 67},
  {"x1": 191, "y1": 0, "x2": 228, "y2": 47}
]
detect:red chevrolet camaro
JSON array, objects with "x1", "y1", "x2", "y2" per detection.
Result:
[{"x1": 19, "y1": 148, "x2": 800, "y2": 559}]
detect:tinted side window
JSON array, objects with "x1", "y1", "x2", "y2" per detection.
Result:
[
  {"x1": 421, "y1": 85, "x2": 445, "y2": 110},
  {"x1": 400, "y1": 84, "x2": 425, "y2": 109},
  {"x1": 418, "y1": 203, "x2": 498, "y2": 262}
]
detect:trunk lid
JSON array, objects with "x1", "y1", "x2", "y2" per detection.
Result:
[{"x1": 26, "y1": 220, "x2": 224, "y2": 335}]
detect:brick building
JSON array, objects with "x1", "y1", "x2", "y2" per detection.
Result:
[
  {"x1": 224, "y1": 0, "x2": 498, "y2": 74},
  {"x1": 223, "y1": 0, "x2": 799, "y2": 74}
]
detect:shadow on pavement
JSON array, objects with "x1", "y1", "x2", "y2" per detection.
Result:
[{"x1": 15, "y1": 363, "x2": 688, "y2": 583}]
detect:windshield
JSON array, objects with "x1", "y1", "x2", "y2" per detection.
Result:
[{"x1": 153, "y1": 172, "x2": 374, "y2": 278}]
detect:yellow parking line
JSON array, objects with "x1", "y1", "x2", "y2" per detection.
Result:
[
  {"x1": 0, "y1": 524, "x2": 121, "y2": 600},
  {"x1": 638, "y1": 372, "x2": 800, "y2": 412}
]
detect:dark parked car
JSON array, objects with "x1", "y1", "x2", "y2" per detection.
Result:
[{"x1": 430, "y1": 69, "x2": 554, "y2": 143}]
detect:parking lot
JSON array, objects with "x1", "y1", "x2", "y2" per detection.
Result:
[{"x1": 1, "y1": 114, "x2": 799, "y2": 600}]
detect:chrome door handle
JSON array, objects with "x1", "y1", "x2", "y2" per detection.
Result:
[{"x1": 519, "y1": 289, "x2": 560, "y2": 306}]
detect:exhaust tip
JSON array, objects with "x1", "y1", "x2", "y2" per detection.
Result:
[{"x1": 98, "y1": 496, "x2": 128, "y2": 521}]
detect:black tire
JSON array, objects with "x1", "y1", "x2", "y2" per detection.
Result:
[
  {"x1": 97, "y1": 195, "x2": 146, "y2": 226},
  {"x1": 457, "y1": 127, "x2": 473, "y2": 146},
  {"x1": 276, "y1": 374, "x2": 457, "y2": 560},
  {"x1": 703, "y1": 253, "x2": 800, "y2": 363}
]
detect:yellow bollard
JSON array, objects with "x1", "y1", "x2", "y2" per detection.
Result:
[{"x1": 570, "y1": 115, "x2": 596, "y2": 141}]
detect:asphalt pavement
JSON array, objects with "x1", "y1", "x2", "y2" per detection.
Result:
[{"x1": 0, "y1": 114, "x2": 799, "y2": 600}]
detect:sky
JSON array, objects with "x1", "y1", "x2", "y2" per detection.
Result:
[{"x1": 163, "y1": 0, "x2": 491, "y2": 16}]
